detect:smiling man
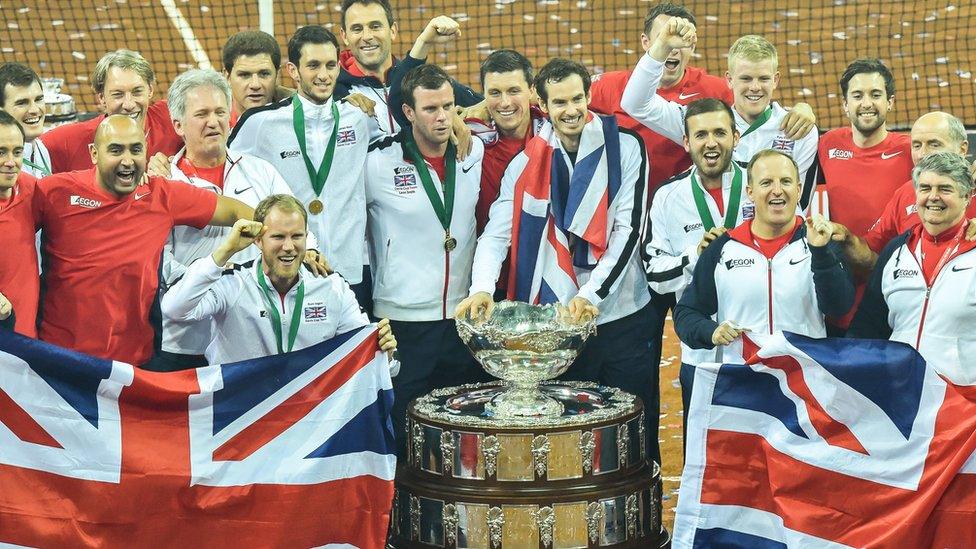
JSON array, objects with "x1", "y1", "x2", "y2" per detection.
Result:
[
  {"x1": 229, "y1": 26, "x2": 373, "y2": 306},
  {"x1": 40, "y1": 50, "x2": 183, "y2": 174},
  {"x1": 456, "y1": 58, "x2": 658, "y2": 462},
  {"x1": 0, "y1": 63, "x2": 50, "y2": 178},
  {"x1": 622, "y1": 25, "x2": 820, "y2": 210},
  {"x1": 32, "y1": 114, "x2": 254, "y2": 366}
]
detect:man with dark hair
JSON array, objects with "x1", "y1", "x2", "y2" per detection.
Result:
[
  {"x1": 0, "y1": 62, "x2": 50, "y2": 178},
  {"x1": 221, "y1": 30, "x2": 294, "y2": 122},
  {"x1": 229, "y1": 25, "x2": 373, "y2": 307},
  {"x1": 32, "y1": 115, "x2": 254, "y2": 366},
  {"x1": 811, "y1": 58, "x2": 912, "y2": 333},
  {"x1": 457, "y1": 58, "x2": 659, "y2": 462},
  {"x1": 39, "y1": 49, "x2": 183, "y2": 173},
  {"x1": 0, "y1": 110, "x2": 40, "y2": 337},
  {"x1": 365, "y1": 63, "x2": 487, "y2": 453},
  {"x1": 162, "y1": 195, "x2": 397, "y2": 366},
  {"x1": 642, "y1": 97, "x2": 756, "y2": 446},
  {"x1": 338, "y1": 0, "x2": 481, "y2": 135},
  {"x1": 590, "y1": 2, "x2": 731, "y2": 195}
]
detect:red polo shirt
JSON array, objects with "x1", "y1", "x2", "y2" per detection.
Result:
[
  {"x1": 0, "y1": 174, "x2": 40, "y2": 337},
  {"x1": 866, "y1": 180, "x2": 976, "y2": 254},
  {"x1": 40, "y1": 101, "x2": 184, "y2": 173},
  {"x1": 32, "y1": 169, "x2": 217, "y2": 365},
  {"x1": 590, "y1": 65, "x2": 733, "y2": 199}
]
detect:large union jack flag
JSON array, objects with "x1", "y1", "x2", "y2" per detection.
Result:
[
  {"x1": 0, "y1": 325, "x2": 395, "y2": 548},
  {"x1": 675, "y1": 332, "x2": 976, "y2": 548}
]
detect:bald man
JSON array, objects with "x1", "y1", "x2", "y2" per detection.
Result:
[
  {"x1": 831, "y1": 111, "x2": 974, "y2": 273},
  {"x1": 32, "y1": 114, "x2": 253, "y2": 366}
]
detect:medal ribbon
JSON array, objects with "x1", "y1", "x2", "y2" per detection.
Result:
[
  {"x1": 292, "y1": 97, "x2": 340, "y2": 197},
  {"x1": 402, "y1": 133, "x2": 457, "y2": 239},
  {"x1": 256, "y1": 259, "x2": 306, "y2": 354},
  {"x1": 691, "y1": 162, "x2": 743, "y2": 231},
  {"x1": 739, "y1": 105, "x2": 773, "y2": 138},
  {"x1": 23, "y1": 148, "x2": 51, "y2": 176}
]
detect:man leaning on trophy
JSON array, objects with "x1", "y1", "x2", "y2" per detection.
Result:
[{"x1": 456, "y1": 58, "x2": 658, "y2": 464}]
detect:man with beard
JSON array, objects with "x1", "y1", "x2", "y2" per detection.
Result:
[
  {"x1": 621, "y1": 23, "x2": 819, "y2": 209},
  {"x1": 642, "y1": 98, "x2": 753, "y2": 444},
  {"x1": 161, "y1": 195, "x2": 397, "y2": 366},
  {"x1": 365, "y1": 64, "x2": 486, "y2": 452},
  {"x1": 456, "y1": 59, "x2": 657, "y2": 462},
  {"x1": 229, "y1": 26, "x2": 373, "y2": 306},
  {"x1": 40, "y1": 50, "x2": 183, "y2": 173},
  {"x1": 32, "y1": 115, "x2": 253, "y2": 366},
  {"x1": 337, "y1": 0, "x2": 481, "y2": 135},
  {"x1": 0, "y1": 63, "x2": 50, "y2": 178}
]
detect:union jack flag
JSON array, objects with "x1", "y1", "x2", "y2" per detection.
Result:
[
  {"x1": 0, "y1": 326, "x2": 395, "y2": 547},
  {"x1": 675, "y1": 332, "x2": 976, "y2": 548},
  {"x1": 507, "y1": 113, "x2": 622, "y2": 304},
  {"x1": 337, "y1": 128, "x2": 357, "y2": 144},
  {"x1": 394, "y1": 173, "x2": 416, "y2": 188},
  {"x1": 304, "y1": 304, "x2": 328, "y2": 320}
]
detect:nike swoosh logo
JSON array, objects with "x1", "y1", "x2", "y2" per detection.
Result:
[
  {"x1": 881, "y1": 151, "x2": 902, "y2": 160},
  {"x1": 234, "y1": 186, "x2": 253, "y2": 195},
  {"x1": 789, "y1": 257, "x2": 807, "y2": 265},
  {"x1": 134, "y1": 192, "x2": 151, "y2": 200},
  {"x1": 678, "y1": 92, "x2": 700, "y2": 100},
  {"x1": 461, "y1": 165, "x2": 474, "y2": 174},
  {"x1": 951, "y1": 265, "x2": 973, "y2": 272}
]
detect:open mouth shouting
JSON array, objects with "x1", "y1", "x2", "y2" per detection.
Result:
[
  {"x1": 116, "y1": 166, "x2": 138, "y2": 187},
  {"x1": 767, "y1": 197, "x2": 789, "y2": 213}
]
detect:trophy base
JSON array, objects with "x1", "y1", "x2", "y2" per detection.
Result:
[{"x1": 485, "y1": 386, "x2": 565, "y2": 418}]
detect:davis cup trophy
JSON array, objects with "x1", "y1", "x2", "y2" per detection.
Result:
[{"x1": 392, "y1": 301, "x2": 668, "y2": 548}]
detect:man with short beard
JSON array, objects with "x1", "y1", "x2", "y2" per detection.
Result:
[
  {"x1": 365, "y1": 64, "x2": 486, "y2": 452},
  {"x1": 337, "y1": 0, "x2": 481, "y2": 135},
  {"x1": 39, "y1": 50, "x2": 183, "y2": 174},
  {"x1": 0, "y1": 63, "x2": 50, "y2": 178},
  {"x1": 456, "y1": 59, "x2": 657, "y2": 462},
  {"x1": 31, "y1": 115, "x2": 254, "y2": 366},
  {"x1": 229, "y1": 26, "x2": 372, "y2": 306}
]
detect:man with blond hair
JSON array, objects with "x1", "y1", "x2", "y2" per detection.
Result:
[
  {"x1": 40, "y1": 49, "x2": 182, "y2": 173},
  {"x1": 622, "y1": 26, "x2": 819, "y2": 209}
]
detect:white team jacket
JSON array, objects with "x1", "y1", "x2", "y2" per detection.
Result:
[
  {"x1": 674, "y1": 221, "x2": 854, "y2": 363},
  {"x1": 849, "y1": 227, "x2": 976, "y2": 385},
  {"x1": 228, "y1": 95, "x2": 370, "y2": 283},
  {"x1": 620, "y1": 55, "x2": 819, "y2": 208},
  {"x1": 159, "y1": 148, "x2": 315, "y2": 355},
  {"x1": 365, "y1": 133, "x2": 484, "y2": 321},
  {"x1": 161, "y1": 256, "x2": 369, "y2": 365},
  {"x1": 644, "y1": 162, "x2": 754, "y2": 364},
  {"x1": 469, "y1": 127, "x2": 651, "y2": 325},
  {"x1": 22, "y1": 140, "x2": 52, "y2": 178}
]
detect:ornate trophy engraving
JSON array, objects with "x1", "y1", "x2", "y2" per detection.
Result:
[
  {"x1": 535, "y1": 506, "x2": 556, "y2": 548},
  {"x1": 409, "y1": 496, "x2": 420, "y2": 540},
  {"x1": 456, "y1": 301, "x2": 596, "y2": 418},
  {"x1": 411, "y1": 420, "x2": 424, "y2": 466},
  {"x1": 532, "y1": 435, "x2": 550, "y2": 478},
  {"x1": 487, "y1": 506, "x2": 505, "y2": 548},
  {"x1": 626, "y1": 493, "x2": 639, "y2": 538},
  {"x1": 482, "y1": 434, "x2": 500, "y2": 477},
  {"x1": 579, "y1": 430, "x2": 596, "y2": 473},
  {"x1": 440, "y1": 431, "x2": 454, "y2": 475},
  {"x1": 586, "y1": 501, "x2": 604, "y2": 543},
  {"x1": 443, "y1": 503, "x2": 458, "y2": 545},
  {"x1": 617, "y1": 424, "x2": 630, "y2": 469}
]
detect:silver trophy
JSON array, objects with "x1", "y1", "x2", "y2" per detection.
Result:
[{"x1": 456, "y1": 300, "x2": 596, "y2": 418}]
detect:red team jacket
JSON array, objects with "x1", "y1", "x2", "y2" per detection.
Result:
[
  {"x1": 0, "y1": 174, "x2": 40, "y2": 337},
  {"x1": 589, "y1": 65, "x2": 733, "y2": 198},
  {"x1": 39, "y1": 101, "x2": 184, "y2": 173}
]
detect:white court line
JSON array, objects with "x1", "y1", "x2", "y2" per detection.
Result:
[{"x1": 159, "y1": 0, "x2": 212, "y2": 69}]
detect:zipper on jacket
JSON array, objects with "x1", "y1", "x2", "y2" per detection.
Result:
[
  {"x1": 384, "y1": 91, "x2": 395, "y2": 132},
  {"x1": 766, "y1": 258, "x2": 774, "y2": 334},
  {"x1": 916, "y1": 286, "x2": 932, "y2": 348}
]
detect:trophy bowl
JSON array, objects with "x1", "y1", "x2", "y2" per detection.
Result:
[{"x1": 456, "y1": 300, "x2": 596, "y2": 418}]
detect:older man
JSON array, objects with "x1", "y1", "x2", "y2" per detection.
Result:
[
  {"x1": 145, "y1": 68, "x2": 326, "y2": 371},
  {"x1": 162, "y1": 195, "x2": 396, "y2": 366},
  {"x1": 674, "y1": 150, "x2": 855, "y2": 361},
  {"x1": 849, "y1": 152, "x2": 976, "y2": 385},
  {"x1": 32, "y1": 115, "x2": 252, "y2": 366},
  {"x1": 40, "y1": 50, "x2": 182, "y2": 173}
]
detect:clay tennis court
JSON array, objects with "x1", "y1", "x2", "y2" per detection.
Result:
[{"x1": 5, "y1": 0, "x2": 974, "y2": 531}]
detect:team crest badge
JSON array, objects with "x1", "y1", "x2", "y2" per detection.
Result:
[
  {"x1": 303, "y1": 305, "x2": 328, "y2": 322},
  {"x1": 742, "y1": 204, "x2": 755, "y2": 220},
  {"x1": 337, "y1": 128, "x2": 357, "y2": 144},
  {"x1": 394, "y1": 169, "x2": 417, "y2": 195},
  {"x1": 772, "y1": 136, "x2": 795, "y2": 153}
]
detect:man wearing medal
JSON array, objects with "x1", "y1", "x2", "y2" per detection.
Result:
[
  {"x1": 0, "y1": 63, "x2": 50, "y2": 178},
  {"x1": 162, "y1": 194, "x2": 398, "y2": 366},
  {"x1": 364, "y1": 64, "x2": 486, "y2": 454},
  {"x1": 456, "y1": 58, "x2": 658, "y2": 462},
  {"x1": 228, "y1": 26, "x2": 372, "y2": 307},
  {"x1": 642, "y1": 97, "x2": 752, "y2": 445}
]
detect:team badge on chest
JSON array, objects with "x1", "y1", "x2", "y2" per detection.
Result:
[
  {"x1": 303, "y1": 304, "x2": 328, "y2": 322},
  {"x1": 393, "y1": 165, "x2": 417, "y2": 195}
]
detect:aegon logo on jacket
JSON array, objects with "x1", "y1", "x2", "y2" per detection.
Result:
[
  {"x1": 725, "y1": 258, "x2": 755, "y2": 270},
  {"x1": 69, "y1": 196, "x2": 102, "y2": 209},
  {"x1": 893, "y1": 268, "x2": 919, "y2": 280}
]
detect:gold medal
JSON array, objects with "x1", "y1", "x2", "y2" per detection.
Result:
[
  {"x1": 444, "y1": 233, "x2": 458, "y2": 252},
  {"x1": 309, "y1": 199, "x2": 324, "y2": 215}
]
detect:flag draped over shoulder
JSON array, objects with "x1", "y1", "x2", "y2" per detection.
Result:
[
  {"x1": 675, "y1": 332, "x2": 976, "y2": 548},
  {"x1": 0, "y1": 326, "x2": 396, "y2": 548},
  {"x1": 506, "y1": 112, "x2": 622, "y2": 304}
]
